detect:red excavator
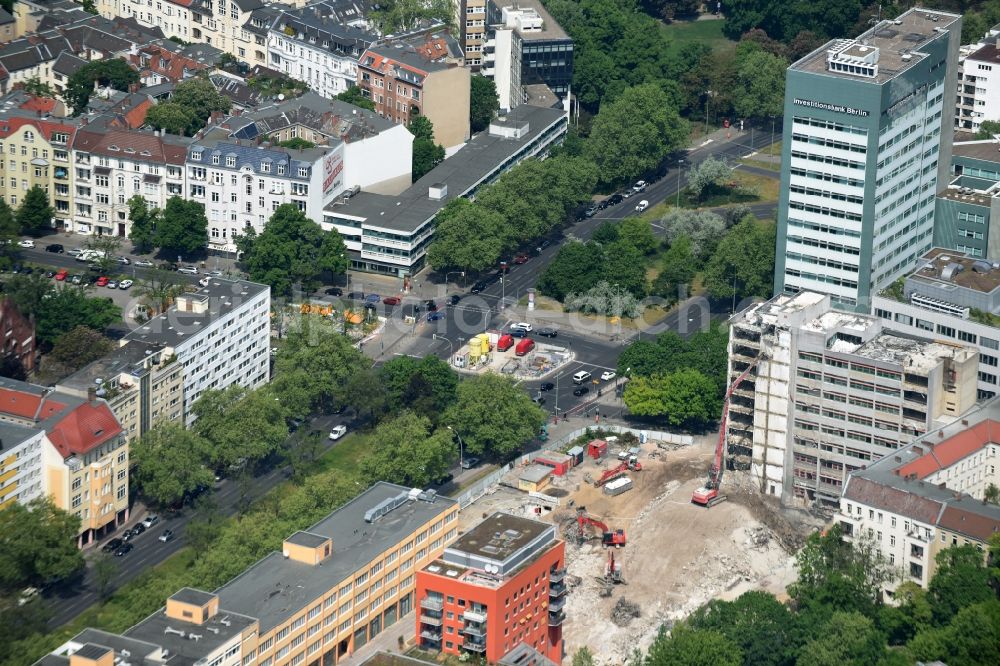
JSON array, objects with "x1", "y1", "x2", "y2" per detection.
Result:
[
  {"x1": 591, "y1": 456, "x2": 642, "y2": 487},
  {"x1": 605, "y1": 549, "x2": 623, "y2": 583},
  {"x1": 576, "y1": 507, "x2": 627, "y2": 547},
  {"x1": 691, "y1": 355, "x2": 764, "y2": 508}
]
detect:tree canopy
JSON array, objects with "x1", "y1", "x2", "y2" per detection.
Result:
[
  {"x1": 237, "y1": 204, "x2": 348, "y2": 296},
  {"x1": 0, "y1": 498, "x2": 84, "y2": 591},
  {"x1": 378, "y1": 354, "x2": 459, "y2": 422},
  {"x1": 360, "y1": 411, "x2": 457, "y2": 487},
  {"x1": 192, "y1": 385, "x2": 289, "y2": 470},
  {"x1": 470, "y1": 75, "x2": 500, "y2": 132},
  {"x1": 411, "y1": 116, "x2": 445, "y2": 181},
  {"x1": 336, "y1": 86, "x2": 376, "y2": 111},
  {"x1": 130, "y1": 425, "x2": 215, "y2": 508},
  {"x1": 443, "y1": 373, "x2": 546, "y2": 458},
  {"x1": 156, "y1": 196, "x2": 208, "y2": 260},
  {"x1": 16, "y1": 185, "x2": 54, "y2": 236},
  {"x1": 65, "y1": 59, "x2": 139, "y2": 116},
  {"x1": 703, "y1": 218, "x2": 776, "y2": 302},
  {"x1": 147, "y1": 78, "x2": 232, "y2": 136}
]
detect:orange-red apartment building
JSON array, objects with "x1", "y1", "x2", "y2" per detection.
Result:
[{"x1": 415, "y1": 512, "x2": 565, "y2": 664}]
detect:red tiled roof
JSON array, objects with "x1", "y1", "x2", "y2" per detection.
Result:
[
  {"x1": 45, "y1": 401, "x2": 123, "y2": 458},
  {"x1": 842, "y1": 476, "x2": 944, "y2": 525},
  {"x1": 938, "y1": 503, "x2": 1000, "y2": 541},
  {"x1": 897, "y1": 419, "x2": 999, "y2": 480},
  {"x1": 0, "y1": 387, "x2": 66, "y2": 420},
  {"x1": 0, "y1": 116, "x2": 77, "y2": 142},
  {"x1": 19, "y1": 95, "x2": 56, "y2": 113},
  {"x1": 73, "y1": 127, "x2": 187, "y2": 165}
]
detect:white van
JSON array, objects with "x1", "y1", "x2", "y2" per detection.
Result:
[{"x1": 572, "y1": 370, "x2": 592, "y2": 384}]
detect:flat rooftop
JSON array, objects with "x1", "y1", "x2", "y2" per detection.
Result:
[
  {"x1": 951, "y1": 139, "x2": 1000, "y2": 164},
  {"x1": 909, "y1": 247, "x2": 1000, "y2": 295},
  {"x1": 0, "y1": 419, "x2": 40, "y2": 453},
  {"x1": 126, "y1": 278, "x2": 268, "y2": 348},
  {"x1": 324, "y1": 104, "x2": 566, "y2": 234},
  {"x1": 800, "y1": 310, "x2": 876, "y2": 337},
  {"x1": 791, "y1": 8, "x2": 960, "y2": 84},
  {"x1": 500, "y1": 0, "x2": 570, "y2": 41},
  {"x1": 40, "y1": 629, "x2": 163, "y2": 666},
  {"x1": 447, "y1": 512, "x2": 550, "y2": 561},
  {"x1": 125, "y1": 604, "x2": 257, "y2": 664},
  {"x1": 58, "y1": 339, "x2": 168, "y2": 392},
  {"x1": 853, "y1": 333, "x2": 967, "y2": 373},
  {"x1": 215, "y1": 482, "x2": 456, "y2": 633},
  {"x1": 937, "y1": 185, "x2": 993, "y2": 206}
]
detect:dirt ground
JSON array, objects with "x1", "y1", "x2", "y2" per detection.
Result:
[{"x1": 460, "y1": 435, "x2": 822, "y2": 665}]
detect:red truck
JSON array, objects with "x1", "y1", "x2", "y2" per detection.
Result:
[
  {"x1": 515, "y1": 338, "x2": 535, "y2": 356},
  {"x1": 497, "y1": 334, "x2": 515, "y2": 352}
]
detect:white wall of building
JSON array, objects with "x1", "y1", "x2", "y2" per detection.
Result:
[
  {"x1": 1, "y1": 429, "x2": 47, "y2": 506},
  {"x1": 342, "y1": 124, "x2": 413, "y2": 195},
  {"x1": 268, "y1": 32, "x2": 360, "y2": 99}
]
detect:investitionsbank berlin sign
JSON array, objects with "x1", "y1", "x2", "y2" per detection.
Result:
[{"x1": 793, "y1": 98, "x2": 870, "y2": 117}]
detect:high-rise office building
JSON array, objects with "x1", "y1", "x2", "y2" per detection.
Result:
[{"x1": 774, "y1": 8, "x2": 962, "y2": 311}]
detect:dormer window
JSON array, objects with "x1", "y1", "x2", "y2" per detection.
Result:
[
  {"x1": 108, "y1": 144, "x2": 120, "y2": 151},
  {"x1": 277, "y1": 163, "x2": 285, "y2": 175},
  {"x1": 212, "y1": 154, "x2": 220, "y2": 165},
  {"x1": 192, "y1": 151, "x2": 202, "y2": 161},
  {"x1": 226, "y1": 156, "x2": 236, "y2": 168},
  {"x1": 297, "y1": 167, "x2": 308, "y2": 178}
]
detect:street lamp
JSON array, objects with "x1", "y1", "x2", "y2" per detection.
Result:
[
  {"x1": 675, "y1": 158, "x2": 683, "y2": 208},
  {"x1": 769, "y1": 115, "x2": 777, "y2": 160},
  {"x1": 432, "y1": 333, "x2": 454, "y2": 359},
  {"x1": 446, "y1": 425, "x2": 464, "y2": 467},
  {"x1": 704, "y1": 90, "x2": 713, "y2": 134}
]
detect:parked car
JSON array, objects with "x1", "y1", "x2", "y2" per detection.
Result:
[
  {"x1": 539, "y1": 382, "x2": 555, "y2": 392},
  {"x1": 573, "y1": 370, "x2": 592, "y2": 384},
  {"x1": 635, "y1": 200, "x2": 649, "y2": 212},
  {"x1": 573, "y1": 386, "x2": 590, "y2": 397},
  {"x1": 511, "y1": 322, "x2": 532, "y2": 332},
  {"x1": 427, "y1": 311, "x2": 445, "y2": 322},
  {"x1": 142, "y1": 514, "x2": 159, "y2": 528},
  {"x1": 364, "y1": 293, "x2": 381, "y2": 304},
  {"x1": 448, "y1": 294, "x2": 461, "y2": 305},
  {"x1": 114, "y1": 542, "x2": 134, "y2": 557},
  {"x1": 116, "y1": 256, "x2": 131, "y2": 265},
  {"x1": 328, "y1": 424, "x2": 348, "y2": 440},
  {"x1": 633, "y1": 180, "x2": 647, "y2": 192},
  {"x1": 537, "y1": 327, "x2": 557, "y2": 338},
  {"x1": 460, "y1": 457, "x2": 481, "y2": 470},
  {"x1": 346, "y1": 291, "x2": 365, "y2": 300},
  {"x1": 66, "y1": 248, "x2": 84, "y2": 258},
  {"x1": 95, "y1": 276, "x2": 109, "y2": 287},
  {"x1": 584, "y1": 203, "x2": 598, "y2": 218},
  {"x1": 176, "y1": 266, "x2": 199, "y2": 275},
  {"x1": 133, "y1": 259, "x2": 154, "y2": 267},
  {"x1": 44, "y1": 271, "x2": 55, "y2": 278},
  {"x1": 119, "y1": 279, "x2": 133, "y2": 289},
  {"x1": 207, "y1": 270, "x2": 223, "y2": 277},
  {"x1": 101, "y1": 538, "x2": 124, "y2": 553},
  {"x1": 509, "y1": 327, "x2": 528, "y2": 338},
  {"x1": 107, "y1": 279, "x2": 118, "y2": 289},
  {"x1": 621, "y1": 189, "x2": 634, "y2": 199},
  {"x1": 70, "y1": 274, "x2": 82, "y2": 285},
  {"x1": 17, "y1": 239, "x2": 34, "y2": 248},
  {"x1": 601, "y1": 371, "x2": 617, "y2": 381},
  {"x1": 608, "y1": 193, "x2": 624, "y2": 206},
  {"x1": 158, "y1": 529, "x2": 174, "y2": 543},
  {"x1": 535, "y1": 240, "x2": 551, "y2": 254},
  {"x1": 325, "y1": 287, "x2": 343, "y2": 296},
  {"x1": 515, "y1": 338, "x2": 535, "y2": 356},
  {"x1": 513, "y1": 253, "x2": 529, "y2": 264},
  {"x1": 496, "y1": 334, "x2": 515, "y2": 352},
  {"x1": 54, "y1": 269, "x2": 68, "y2": 281},
  {"x1": 45, "y1": 243, "x2": 64, "y2": 253},
  {"x1": 425, "y1": 300, "x2": 438, "y2": 312},
  {"x1": 383, "y1": 296, "x2": 401, "y2": 305}
]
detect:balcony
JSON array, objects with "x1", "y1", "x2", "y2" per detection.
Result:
[
  {"x1": 462, "y1": 639, "x2": 487, "y2": 653},
  {"x1": 548, "y1": 596, "x2": 566, "y2": 613},
  {"x1": 419, "y1": 613, "x2": 442, "y2": 627},
  {"x1": 549, "y1": 568, "x2": 565, "y2": 584},
  {"x1": 549, "y1": 582, "x2": 566, "y2": 598},
  {"x1": 420, "y1": 596, "x2": 443, "y2": 612},
  {"x1": 548, "y1": 610, "x2": 565, "y2": 626},
  {"x1": 463, "y1": 608, "x2": 486, "y2": 623},
  {"x1": 462, "y1": 622, "x2": 486, "y2": 637}
]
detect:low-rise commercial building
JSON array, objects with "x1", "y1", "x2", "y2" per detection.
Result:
[
  {"x1": 37, "y1": 482, "x2": 460, "y2": 665},
  {"x1": 837, "y1": 399, "x2": 1000, "y2": 591},
  {"x1": 357, "y1": 28, "x2": 470, "y2": 149},
  {"x1": 125, "y1": 278, "x2": 270, "y2": 427},
  {"x1": 323, "y1": 103, "x2": 567, "y2": 276},
  {"x1": 415, "y1": 512, "x2": 565, "y2": 663},
  {"x1": 0, "y1": 378, "x2": 128, "y2": 546},
  {"x1": 728, "y1": 291, "x2": 979, "y2": 508}
]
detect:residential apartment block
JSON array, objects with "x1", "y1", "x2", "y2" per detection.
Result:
[
  {"x1": 774, "y1": 8, "x2": 962, "y2": 311},
  {"x1": 358, "y1": 29, "x2": 470, "y2": 149},
  {"x1": 837, "y1": 401, "x2": 1000, "y2": 591},
  {"x1": 37, "y1": 483, "x2": 460, "y2": 666},
  {"x1": 872, "y1": 247, "x2": 1000, "y2": 401},
  {"x1": 185, "y1": 134, "x2": 340, "y2": 253},
  {"x1": 727, "y1": 291, "x2": 978, "y2": 508},
  {"x1": 457, "y1": 0, "x2": 488, "y2": 68},
  {"x1": 0, "y1": 115, "x2": 77, "y2": 229},
  {"x1": 485, "y1": 0, "x2": 573, "y2": 100},
  {"x1": 268, "y1": 8, "x2": 377, "y2": 100},
  {"x1": 0, "y1": 378, "x2": 128, "y2": 546},
  {"x1": 932, "y1": 136, "x2": 1000, "y2": 258},
  {"x1": 323, "y1": 103, "x2": 567, "y2": 276},
  {"x1": 415, "y1": 512, "x2": 565, "y2": 664},
  {"x1": 125, "y1": 278, "x2": 270, "y2": 426},
  {"x1": 955, "y1": 24, "x2": 1000, "y2": 131},
  {"x1": 71, "y1": 125, "x2": 189, "y2": 236}
]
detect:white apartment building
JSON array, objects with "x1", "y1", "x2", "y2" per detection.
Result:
[
  {"x1": 727, "y1": 291, "x2": 979, "y2": 508},
  {"x1": 0, "y1": 425, "x2": 47, "y2": 509},
  {"x1": 98, "y1": 0, "x2": 194, "y2": 42},
  {"x1": 186, "y1": 133, "x2": 343, "y2": 253},
  {"x1": 837, "y1": 401, "x2": 1000, "y2": 591},
  {"x1": 956, "y1": 26, "x2": 1000, "y2": 131},
  {"x1": 483, "y1": 13, "x2": 523, "y2": 112},
  {"x1": 71, "y1": 126, "x2": 190, "y2": 237},
  {"x1": 268, "y1": 8, "x2": 376, "y2": 99},
  {"x1": 775, "y1": 9, "x2": 962, "y2": 311},
  {"x1": 125, "y1": 278, "x2": 270, "y2": 426}
]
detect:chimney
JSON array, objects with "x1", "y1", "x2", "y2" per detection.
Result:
[
  {"x1": 80, "y1": 117, "x2": 88, "y2": 126},
  {"x1": 87, "y1": 387, "x2": 96, "y2": 403},
  {"x1": 129, "y1": 82, "x2": 139, "y2": 94}
]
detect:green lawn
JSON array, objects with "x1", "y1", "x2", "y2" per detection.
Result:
[{"x1": 661, "y1": 18, "x2": 732, "y2": 55}]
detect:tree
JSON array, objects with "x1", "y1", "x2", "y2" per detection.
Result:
[
  {"x1": 81, "y1": 0, "x2": 98, "y2": 14},
  {"x1": 370, "y1": 0, "x2": 454, "y2": 33},
  {"x1": 0, "y1": 199, "x2": 18, "y2": 269},
  {"x1": 272, "y1": 322, "x2": 371, "y2": 414},
  {"x1": 797, "y1": 612, "x2": 889, "y2": 666},
  {"x1": 536, "y1": 241, "x2": 604, "y2": 301},
  {"x1": 426, "y1": 199, "x2": 505, "y2": 272},
  {"x1": 878, "y1": 582, "x2": 932, "y2": 646},
  {"x1": 688, "y1": 591, "x2": 796, "y2": 666},
  {"x1": 130, "y1": 424, "x2": 215, "y2": 507},
  {"x1": 470, "y1": 75, "x2": 500, "y2": 132},
  {"x1": 48, "y1": 326, "x2": 114, "y2": 375},
  {"x1": 687, "y1": 157, "x2": 733, "y2": 201},
  {"x1": 85, "y1": 234, "x2": 123, "y2": 273},
  {"x1": 602, "y1": 240, "x2": 648, "y2": 297},
  {"x1": 733, "y1": 48, "x2": 787, "y2": 120},
  {"x1": 156, "y1": 196, "x2": 208, "y2": 260},
  {"x1": 652, "y1": 234, "x2": 696, "y2": 303},
  {"x1": 909, "y1": 599, "x2": 1000, "y2": 666},
  {"x1": 592, "y1": 220, "x2": 620, "y2": 245},
  {"x1": 360, "y1": 411, "x2": 457, "y2": 486},
  {"x1": 33, "y1": 287, "x2": 121, "y2": 348},
  {"x1": 135, "y1": 267, "x2": 182, "y2": 315},
  {"x1": 618, "y1": 217, "x2": 657, "y2": 255},
  {"x1": 443, "y1": 373, "x2": 546, "y2": 458},
  {"x1": 976, "y1": 120, "x2": 1000, "y2": 139},
  {"x1": 2, "y1": 273, "x2": 52, "y2": 319},
  {"x1": 192, "y1": 385, "x2": 289, "y2": 470},
  {"x1": 16, "y1": 185, "x2": 53, "y2": 236},
  {"x1": 659, "y1": 209, "x2": 726, "y2": 260},
  {"x1": 572, "y1": 648, "x2": 595, "y2": 666},
  {"x1": 275, "y1": 137, "x2": 316, "y2": 149},
  {"x1": 239, "y1": 204, "x2": 348, "y2": 296},
  {"x1": 343, "y1": 367, "x2": 387, "y2": 421},
  {"x1": 586, "y1": 83, "x2": 688, "y2": 187},
  {"x1": 985, "y1": 482, "x2": 1000, "y2": 505},
  {"x1": 703, "y1": 219, "x2": 776, "y2": 302},
  {"x1": 164, "y1": 78, "x2": 231, "y2": 133},
  {"x1": 65, "y1": 58, "x2": 138, "y2": 115},
  {"x1": 565, "y1": 280, "x2": 643, "y2": 318},
  {"x1": 645, "y1": 624, "x2": 742, "y2": 666},
  {"x1": 722, "y1": 0, "x2": 864, "y2": 42},
  {"x1": 623, "y1": 369, "x2": 720, "y2": 428},
  {"x1": 927, "y1": 545, "x2": 993, "y2": 625},
  {"x1": 0, "y1": 497, "x2": 83, "y2": 590},
  {"x1": 336, "y1": 86, "x2": 376, "y2": 111},
  {"x1": 128, "y1": 195, "x2": 158, "y2": 254},
  {"x1": 411, "y1": 116, "x2": 445, "y2": 181},
  {"x1": 92, "y1": 554, "x2": 119, "y2": 600},
  {"x1": 145, "y1": 102, "x2": 195, "y2": 136},
  {"x1": 21, "y1": 77, "x2": 55, "y2": 98},
  {"x1": 379, "y1": 355, "x2": 459, "y2": 421}
]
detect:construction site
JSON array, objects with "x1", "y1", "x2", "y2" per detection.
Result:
[{"x1": 459, "y1": 431, "x2": 822, "y2": 664}]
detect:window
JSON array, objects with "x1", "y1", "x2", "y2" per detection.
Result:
[{"x1": 226, "y1": 156, "x2": 236, "y2": 168}]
